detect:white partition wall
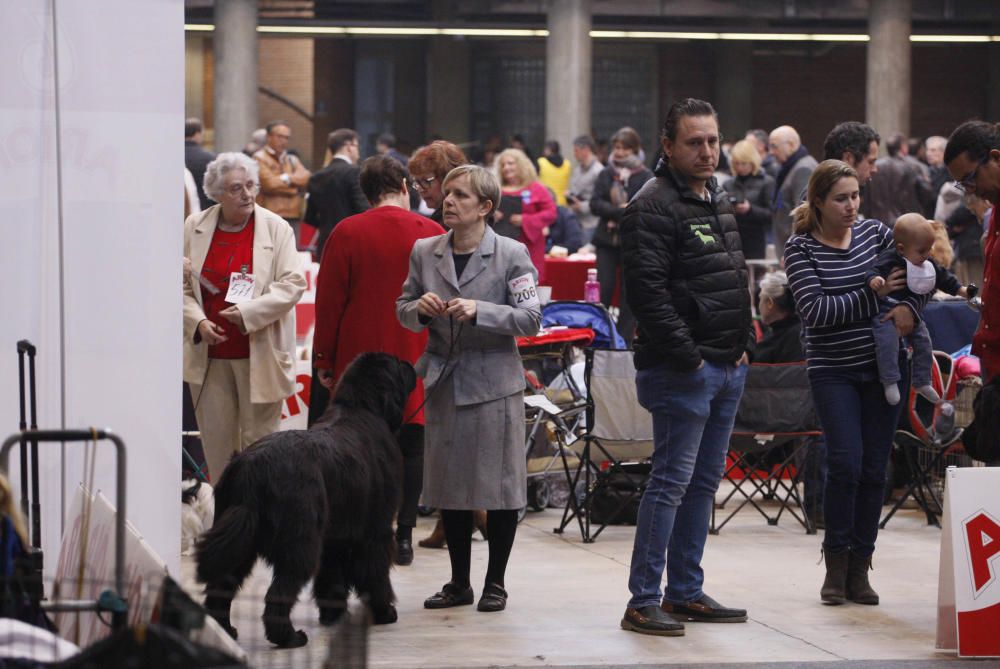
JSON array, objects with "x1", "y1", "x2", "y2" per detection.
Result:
[{"x1": 1, "y1": 0, "x2": 183, "y2": 574}]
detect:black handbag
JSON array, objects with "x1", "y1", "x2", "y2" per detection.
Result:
[
  {"x1": 961, "y1": 377, "x2": 1000, "y2": 462},
  {"x1": 589, "y1": 465, "x2": 649, "y2": 526}
]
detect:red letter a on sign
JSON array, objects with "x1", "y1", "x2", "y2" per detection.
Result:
[{"x1": 965, "y1": 512, "x2": 1000, "y2": 595}]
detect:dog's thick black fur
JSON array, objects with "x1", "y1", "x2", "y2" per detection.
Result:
[{"x1": 195, "y1": 352, "x2": 416, "y2": 648}]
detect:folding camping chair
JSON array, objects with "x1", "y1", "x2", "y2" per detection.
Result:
[
  {"x1": 541, "y1": 301, "x2": 627, "y2": 350},
  {"x1": 711, "y1": 362, "x2": 822, "y2": 535},
  {"x1": 880, "y1": 350, "x2": 973, "y2": 529},
  {"x1": 518, "y1": 328, "x2": 593, "y2": 511},
  {"x1": 554, "y1": 348, "x2": 653, "y2": 543}
]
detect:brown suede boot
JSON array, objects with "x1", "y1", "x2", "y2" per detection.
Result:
[
  {"x1": 846, "y1": 552, "x2": 879, "y2": 605},
  {"x1": 418, "y1": 518, "x2": 446, "y2": 549},
  {"x1": 473, "y1": 510, "x2": 489, "y2": 540},
  {"x1": 821, "y1": 549, "x2": 849, "y2": 605}
]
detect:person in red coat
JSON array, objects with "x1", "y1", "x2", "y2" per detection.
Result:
[{"x1": 312, "y1": 155, "x2": 445, "y2": 565}]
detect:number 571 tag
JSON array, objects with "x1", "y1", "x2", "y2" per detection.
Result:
[{"x1": 225, "y1": 272, "x2": 256, "y2": 304}]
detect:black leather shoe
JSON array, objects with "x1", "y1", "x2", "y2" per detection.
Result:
[
  {"x1": 395, "y1": 538, "x2": 414, "y2": 566},
  {"x1": 661, "y1": 594, "x2": 747, "y2": 623},
  {"x1": 423, "y1": 582, "x2": 474, "y2": 609},
  {"x1": 620, "y1": 605, "x2": 685, "y2": 636},
  {"x1": 476, "y1": 583, "x2": 508, "y2": 612}
]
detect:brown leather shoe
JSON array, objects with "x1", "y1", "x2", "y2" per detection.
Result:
[
  {"x1": 418, "y1": 519, "x2": 446, "y2": 549},
  {"x1": 661, "y1": 594, "x2": 747, "y2": 623}
]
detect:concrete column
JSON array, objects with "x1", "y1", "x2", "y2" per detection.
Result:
[
  {"x1": 545, "y1": 0, "x2": 591, "y2": 159},
  {"x1": 988, "y1": 42, "x2": 1000, "y2": 122},
  {"x1": 184, "y1": 34, "x2": 205, "y2": 125},
  {"x1": 213, "y1": 0, "x2": 258, "y2": 152},
  {"x1": 713, "y1": 42, "x2": 753, "y2": 145},
  {"x1": 866, "y1": 0, "x2": 911, "y2": 151}
]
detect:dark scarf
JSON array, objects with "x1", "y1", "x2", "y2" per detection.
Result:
[
  {"x1": 773, "y1": 145, "x2": 810, "y2": 204},
  {"x1": 543, "y1": 153, "x2": 564, "y2": 168}
]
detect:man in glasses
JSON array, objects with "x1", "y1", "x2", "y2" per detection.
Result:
[
  {"x1": 254, "y1": 120, "x2": 311, "y2": 246},
  {"x1": 305, "y1": 128, "x2": 369, "y2": 263},
  {"x1": 946, "y1": 120, "x2": 1000, "y2": 383}
]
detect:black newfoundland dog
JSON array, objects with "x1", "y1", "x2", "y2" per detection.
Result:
[{"x1": 195, "y1": 352, "x2": 416, "y2": 648}]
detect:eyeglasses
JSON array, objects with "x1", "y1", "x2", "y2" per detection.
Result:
[
  {"x1": 409, "y1": 176, "x2": 436, "y2": 191},
  {"x1": 225, "y1": 181, "x2": 260, "y2": 197},
  {"x1": 953, "y1": 157, "x2": 988, "y2": 193}
]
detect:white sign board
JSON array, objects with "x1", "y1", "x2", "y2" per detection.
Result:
[
  {"x1": 280, "y1": 358, "x2": 313, "y2": 431},
  {"x1": 936, "y1": 467, "x2": 1000, "y2": 657}
]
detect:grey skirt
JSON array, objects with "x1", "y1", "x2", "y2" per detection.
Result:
[{"x1": 422, "y1": 372, "x2": 527, "y2": 510}]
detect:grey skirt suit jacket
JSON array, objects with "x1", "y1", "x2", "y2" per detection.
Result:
[{"x1": 396, "y1": 226, "x2": 542, "y2": 509}]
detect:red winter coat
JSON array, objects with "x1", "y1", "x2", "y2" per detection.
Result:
[
  {"x1": 973, "y1": 206, "x2": 1000, "y2": 380},
  {"x1": 313, "y1": 206, "x2": 445, "y2": 424},
  {"x1": 502, "y1": 180, "x2": 556, "y2": 283}
]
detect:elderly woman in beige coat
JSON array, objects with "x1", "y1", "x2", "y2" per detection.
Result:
[
  {"x1": 397, "y1": 164, "x2": 541, "y2": 614},
  {"x1": 183, "y1": 152, "x2": 306, "y2": 481}
]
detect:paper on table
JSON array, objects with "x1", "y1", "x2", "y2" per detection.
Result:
[{"x1": 523, "y1": 394, "x2": 562, "y2": 415}]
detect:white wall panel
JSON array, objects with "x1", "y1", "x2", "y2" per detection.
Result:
[{"x1": 1, "y1": 0, "x2": 182, "y2": 576}]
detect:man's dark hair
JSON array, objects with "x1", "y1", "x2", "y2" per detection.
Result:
[
  {"x1": 328, "y1": 128, "x2": 359, "y2": 154},
  {"x1": 945, "y1": 120, "x2": 1000, "y2": 164},
  {"x1": 661, "y1": 98, "x2": 718, "y2": 141},
  {"x1": 377, "y1": 132, "x2": 396, "y2": 148},
  {"x1": 885, "y1": 133, "x2": 906, "y2": 157},
  {"x1": 748, "y1": 129, "x2": 769, "y2": 148},
  {"x1": 359, "y1": 155, "x2": 407, "y2": 204},
  {"x1": 266, "y1": 120, "x2": 290, "y2": 134},
  {"x1": 572, "y1": 135, "x2": 597, "y2": 153},
  {"x1": 185, "y1": 118, "x2": 203, "y2": 139},
  {"x1": 823, "y1": 122, "x2": 881, "y2": 163}
]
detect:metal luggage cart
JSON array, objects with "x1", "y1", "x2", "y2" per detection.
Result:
[{"x1": 1, "y1": 429, "x2": 129, "y2": 629}]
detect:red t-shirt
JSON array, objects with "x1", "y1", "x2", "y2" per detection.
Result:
[{"x1": 200, "y1": 216, "x2": 255, "y2": 359}]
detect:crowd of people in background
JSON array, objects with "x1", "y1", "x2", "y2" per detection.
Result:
[
  {"x1": 182, "y1": 105, "x2": 999, "y2": 634},
  {"x1": 185, "y1": 118, "x2": 991, "y2": 300}
]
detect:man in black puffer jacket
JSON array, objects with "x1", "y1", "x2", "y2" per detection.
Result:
[{"x1": 618, "y1": 98, "x2": 755, "y2": 638}]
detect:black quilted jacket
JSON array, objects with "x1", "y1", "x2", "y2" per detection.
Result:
[{"x1": 621, "y1": 159, "x2": 754, "y2": 371}]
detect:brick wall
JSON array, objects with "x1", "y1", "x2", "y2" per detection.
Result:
[{"x1": 258, "y1": 37, "x2": 316, "y2": 168}]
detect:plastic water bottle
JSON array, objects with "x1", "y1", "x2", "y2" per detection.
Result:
[
  {"x1": 933, "y1": 401, "x2": 956, "y2": 442},
  {"x1": 584, "y1": 268, "x2": 601, "y2": 303}
]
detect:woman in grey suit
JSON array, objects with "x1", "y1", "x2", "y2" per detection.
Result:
[{"x1": 397, "y1": 164, "x2": 541, "y2": 613}]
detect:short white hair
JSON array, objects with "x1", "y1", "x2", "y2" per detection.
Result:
[
  {"x1": 759, "y1": 270, "x2": 790, "y2": 304},
  {"x1": 203, "y1": 152, "x2": 260, "y2": 202},
  {"x1": 925, "y1": 135, "x2": 947, "y2": 151}
]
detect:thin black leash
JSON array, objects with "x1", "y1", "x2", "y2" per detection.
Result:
[{"x1": 400, "y1": 314, "x2": 463, "y2": 427}]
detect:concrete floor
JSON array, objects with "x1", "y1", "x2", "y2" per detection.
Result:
[{"x1": 179, "y1": 494, "x2": 995, "y2": 669}]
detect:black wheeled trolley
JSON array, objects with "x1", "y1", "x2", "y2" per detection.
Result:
[{"x1": 1, "y1": 428, "x2": 129, "y2": 629}]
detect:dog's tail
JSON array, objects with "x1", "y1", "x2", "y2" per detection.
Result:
[
  {"x1": 195, "y1": 504, "x2": 256, "y2": 584},
  {"x1": 194, "y1": 462, "x2": 256, "y2": 584}
]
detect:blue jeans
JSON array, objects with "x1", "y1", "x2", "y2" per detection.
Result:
[
  {"x1": 872, "y1": 302, "x2": 933, "y2": 388},
  {"x1": 627, "y1": 360, "x2": 748, "y2": 609},
  {"x1": 810, "y1": 363, "x2": 905, "y2": 557}
]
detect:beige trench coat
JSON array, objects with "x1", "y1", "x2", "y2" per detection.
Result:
[{"x1": 183, "y1": 204, "x2": 306, "y2": 403}]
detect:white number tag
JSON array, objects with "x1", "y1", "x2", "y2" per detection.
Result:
[
  {"x1": 508, "y1": 272, "x2": 540, "y2": 309},
  {"x1": 225, "y1": 272, "x2": 256, "y2": 304}
]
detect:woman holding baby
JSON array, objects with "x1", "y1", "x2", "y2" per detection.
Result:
[{"x1": 783, "y1": 159, "x2": 923, "y2": 608}]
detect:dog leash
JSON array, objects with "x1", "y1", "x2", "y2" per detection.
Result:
[{"x1": 400, "y1": 315, "x2": 463, "y2": 427}]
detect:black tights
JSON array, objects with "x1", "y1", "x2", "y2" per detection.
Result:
[
  {"x1": 440, "y1": 509, "x2": 518, "y2": 588},
  {"x1": 395, "y1": 424, "x2": 424, "y2": 541}
]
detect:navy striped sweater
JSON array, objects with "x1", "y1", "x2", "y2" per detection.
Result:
[{"x1": 784, "y1": 219, "x2": 920, "y2": 372}]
